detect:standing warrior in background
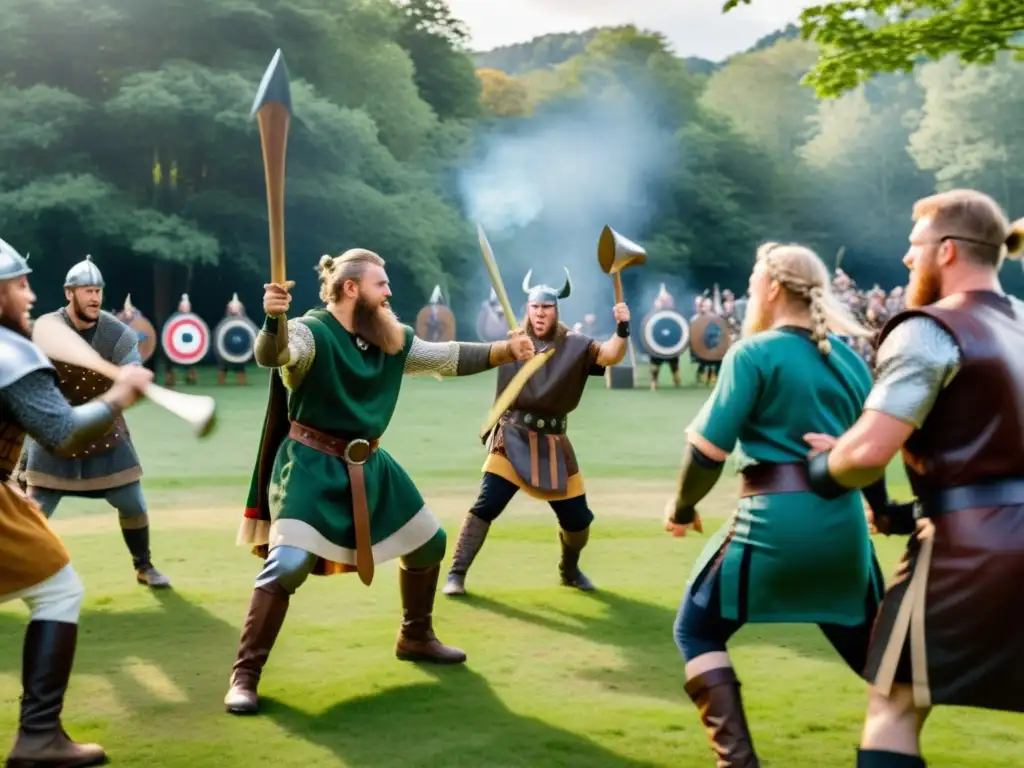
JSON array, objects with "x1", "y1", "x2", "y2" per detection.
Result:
[
  {"x1": 803, "y1": 190, "x2": 1024, "y2": 768},
  {"x1": 414, "y1": 285, "x2": 456, "y2": 343},
  {"x1": 214, "y1": 292, "x2": 257, "y2": 386},
  {"x1": 20, "y1": 256, "x2": 171, "y2": 588},
  {"x1": 443, "y1": 269, "x2": 630, "y2": 596},
  {"x1": 668, "y1": 243, "x2": 885, "y2": 767},
  {"x1": 0, "y1": 239, "x2": 152, "y2": 767},
  {"x1": 115, "y1": 294, "x2": 158, "y2": 369},
  {"x1": 689, "y1": 295, "x2": 716, "y2": 386},
  {"x1": 162, "y1": 293, "x2": 204, "y2": 387},
  {"x1": 225, "y1": 249, "x2": 534, "y2": 715},
  {"x1": 645, "y1": 283, "x2": 684, "y2": 390}
]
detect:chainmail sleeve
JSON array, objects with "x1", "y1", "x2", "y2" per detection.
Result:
[
  {"x1": 864, "y1": 316, "x2": 961, "y2": 428},
  {"x1": 404, "y1": 337, "x2": 460, "y2": 378},
  {"x1": 0, "y1": 370, "x2": 119, "y2": 455},
  {"x1": 281, "y1": 319, "x2": 315, "y2": 390},
  {"x1": 113, "y1": 327, "x2": 142, "y2": 365}
]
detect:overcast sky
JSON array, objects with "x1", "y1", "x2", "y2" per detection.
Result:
[{"x1": 447, "y1": 0, "x2": 807, "y2": 61}]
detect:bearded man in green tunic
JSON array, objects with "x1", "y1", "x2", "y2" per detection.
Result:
[
  {"x1": 664, "y1": 243, "x2": 894, "y2": 766},
  {"x1": 225, "y1": 248, "x2": 535, "y2": 715}
]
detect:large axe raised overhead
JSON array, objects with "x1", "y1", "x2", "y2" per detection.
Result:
[{"x1": 598, "y1": 225, "x2": 646, "y2": 369}]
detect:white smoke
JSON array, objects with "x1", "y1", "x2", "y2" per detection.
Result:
[{"x1": 457, "y1": 93, "x2": 679, "y2": 329}]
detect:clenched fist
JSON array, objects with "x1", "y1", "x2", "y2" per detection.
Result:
[
  {"x1": 508, "y1": 332, "x2": 535, "y2": 361},
  {"x1": 612, "y1": 303, "x2": 630, "y2": 324},
  {"x1": 264, "y1": 281, "x2": 295, "y2": 317}
]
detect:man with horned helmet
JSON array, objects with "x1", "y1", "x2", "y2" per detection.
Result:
[
  {"x1": 803, "y1": 190, "x2": 1024, "y2": 767},
  {"x1": 442, "y1": 267, "x2": 630, "y2": 596},
  {"x1": 225, "y1": 249, "x2": 534, "y2": 714},
  {"x1": 20, "y1": 255, "x2": 172, "y2": 589},
  {"x1": 0, "y1": 237, "x2": 153, "y2": 766}
]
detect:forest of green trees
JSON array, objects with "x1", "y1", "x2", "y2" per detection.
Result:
[{"x1": 3, "y1": 0, "x2": 1022, "y2": 330}]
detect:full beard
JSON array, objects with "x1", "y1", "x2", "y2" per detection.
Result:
[
  {"x1": 906, "y1": 265, "x2": 941, "y2": 309},
  {"x1": 741, "y1": 300, "x2": 771, "y2": 338},
  {"x1": 72, "y1": 295, "x2": 99, "y2": 325},
  {"x1": 0, "y1": 312, "x2": 31, "y2": 338},
  {"x1": 353, "y1": 298, "x2": 406, "y2": 355}
]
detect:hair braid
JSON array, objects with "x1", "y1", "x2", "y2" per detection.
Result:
[{"x1": 808, "y1": 285, "x2": 831, "y2": 355}]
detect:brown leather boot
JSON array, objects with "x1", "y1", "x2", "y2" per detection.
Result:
[
  {"x1": 186, "y1": 368, "x2": 197, "y2": 385},
  {"x1": 163, "y1": 370, "x2": 175, "y2": 388},
  {"x1": 5, "y1": 621, "x2": 106, "y2": 768},
  {"x1": 223, "y1": 583, "x2": 290, "y2": 715},
  {"x1": 395, "y1": 565, "x2": 466, "y2": 664},
  {"x1": 685, "y1": 667, "x2": 759, "y2": 768},
  {"x1": 442, "y1": 514, "x2": 491, "y2": 596},
  {"x1": 217, "y1": 370, "x2": 227, "y2": 386},
  {"x1": 235, "y1": 370, "x2": 248, "y2": 386},
  {"x1": 558, "y1": 527, "x2": 595, "y2": 591}
]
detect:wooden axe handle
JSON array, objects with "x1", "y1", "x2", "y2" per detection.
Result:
[{"x1": 612, "y1": 273, "x2": 624, "y2": 305}]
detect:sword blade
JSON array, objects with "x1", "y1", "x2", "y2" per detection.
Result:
[
  {"x1": 476, "y1": 224, "x2": 517, "y2": 332},
  {"x1": 478, "y1": 348, "x2": 555, "y2": 440}
]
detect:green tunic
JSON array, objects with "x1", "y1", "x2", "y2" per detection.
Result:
[
  {"x1": 243, "y1": 309, "x2": 438, "y2": 571},
  {"x1": 688, "y1": 328, "x2": 880, "y2": 625}
]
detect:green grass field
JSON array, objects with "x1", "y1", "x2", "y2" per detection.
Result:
[{"x1": 0, "y1": 368, "x2": 1017, "y2": 767}]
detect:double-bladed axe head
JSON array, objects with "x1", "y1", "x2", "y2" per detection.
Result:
[
  {"x1": 251, "y1": 49, "x2": 293, "y2": 118},
  {"x1": 598, "y1": 225, "x2": 647, "y2": 276}
]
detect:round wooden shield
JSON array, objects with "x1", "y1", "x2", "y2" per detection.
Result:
[
  {"x1": 214, "y1": 316, "x2": 258, "y2": 365},
  {"x1": 476, "y1": 304, "x2": 507, "y2": 342},
  {"x1": 415, "y1": 304, "x2": 456, "y2": 342},
  {"x1": 689, "y1": 313, "x2": 732, "y2": 362},
  {"x1": 118, "y1": 314, "x2": 157, "y2": 363},
  {"x1": 161, "y1": 311, "x2": 210, "y2": 365},
  {"x1": 641, "y1": 309, "x2": 689, "y2": 358}
]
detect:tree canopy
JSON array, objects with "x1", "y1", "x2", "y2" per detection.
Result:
[{"x1": 723, "y1": 0, "x2": 1024, "y2": 97}]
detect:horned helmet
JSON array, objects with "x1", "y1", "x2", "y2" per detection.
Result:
[
  {"x1": 522, "y1": 267, "x2": 572, "y2": 307},
  {"x1": 227, "y1": 291, "x2": 244, "y2": 316},
  {"x1": 429, "y1": 285, "x2": 444, "y2": 305}
]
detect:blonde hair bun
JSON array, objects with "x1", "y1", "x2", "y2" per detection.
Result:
[
  {"x1": 317, "y1": 254, "x2": 335, "y2": 273},
  {"x1": 1006, "y1": 219, "x2": 1024, "y2": 259}
]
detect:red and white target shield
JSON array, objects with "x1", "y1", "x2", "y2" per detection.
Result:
[{"x1": 161, "y1": 312, "x2": 211, "y2": 366}]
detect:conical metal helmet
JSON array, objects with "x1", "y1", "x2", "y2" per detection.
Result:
[
  {"x1": 0, "y1": 237, "x2": 31, "y2": 281},
  {"x1": 64, "y1": 254, "x2": 104, "y2": 288}
]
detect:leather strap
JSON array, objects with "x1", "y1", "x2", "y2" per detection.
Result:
[
  {"x1": 288, "y1": 422, "x2": 378, "y2": 585},
  {"x1": 918, "y1": 477, "x2": 1024, "y2": 518},
  {"x1": 739, "y1": 462, "x2": 814, "y2": 498}
]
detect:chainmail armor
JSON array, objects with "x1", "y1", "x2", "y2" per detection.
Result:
[
  {"x1": 1, "y1": 371, "x2": 79, "y2": 452},
  {"x1": 282, "y1": 319, "x2": 315, "y2": 389},
  {"x1": 865, "y1": 316, "x2": 961, "y2": 428},
  {"x1": 404, "y1": 337, "x2": 460, "y2": 377}
]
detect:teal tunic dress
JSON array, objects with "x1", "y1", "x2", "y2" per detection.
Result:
[{"x1": 687, "y1": 328, "x2": 882, "y2": 625}]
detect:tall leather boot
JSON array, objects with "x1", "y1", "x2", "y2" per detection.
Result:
[
  {"x1": 856, "y1": 749, "x2": 926, "y2": 767},
  {"x1": 395, "y1": 565, "x2": 466, "y2": 664},
  {"x1": 558, "y1": 527, "x2": 595, "y2": 591},
  {"x1": 442, "y1": 514, "x2": 491, "y2": 596},
  {"x1": 120, "y1": 522, "x2": 171, "y2": 588},
  {"x1": 684, "y1": 667, "x2": 759, "y2": 768},
  {"x1": 217, "y1": 370, "x2": 226, "y2": 386},
  {"x1": 5, "y1": 621, "x2": 106, "y2": 768},
  {"x1": 224, "y1": 583, "x2": 290, "y2": 715}
]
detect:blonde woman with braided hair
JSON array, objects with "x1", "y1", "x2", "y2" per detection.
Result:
[{"x1": 664, "y1": 241, "x2": 888, "y2": 766}]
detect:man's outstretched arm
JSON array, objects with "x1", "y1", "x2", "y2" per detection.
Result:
[
  {"x1": 403, "y1": 337, "x2": 518, "y2": 377},
  {"x1": 808, "y1": 316, "x2": 960, "y2": 495}
]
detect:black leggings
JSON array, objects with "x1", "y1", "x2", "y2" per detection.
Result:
[
  {"x1": 470, "y1": 472, "x2": 594, "y2": 532},
  {"x1": 673, "y1": 565, "x2": 880, "y2": 679}
]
